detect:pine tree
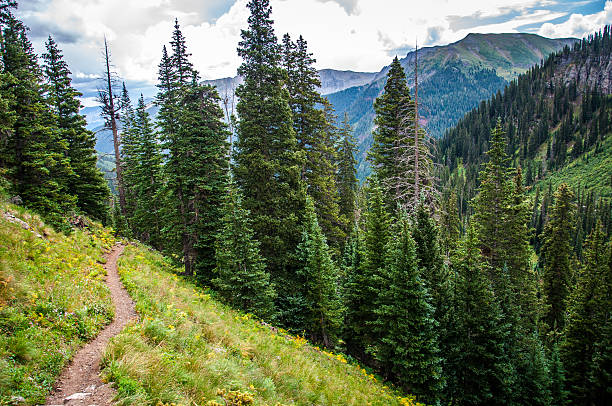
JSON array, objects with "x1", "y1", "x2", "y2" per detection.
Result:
[
  {"x1": 294, "y1": 195, "x2": 342, "y2": 346},
  {"x1": 541, "y1": 183, "x2": 575, "y2": 331},
  {"x1": 0, "y1": 9, "x2": 74, "y2": 225},
  {"x1": 153, "y1": 22, "x2": 229, "y2": 280},
  {"x1": 473, "y1": 119, "x2": 514, "y2": 273},
  {"x1": 281, "y1": 33, "x2": 344, "y2": 254},
  {"x1": 336, "y1": 113, "x2": 358, "y2": 238},
  {"x1": 368, "y1": 57, "x2": 412, "y2": 210},
  {"x1": 213, "y1": 185, "x2": 275, "y2": 320},
  {"x1": 372, "y1": 212, "x2": 443, "y2": 404},
  {"x1": 42, "y1": 36, "x2": 109, "y2": 220},
  {"x1": 549, "y1": 342, "x2": 569, "y2": 406},
  {"x1": 155, "y1": 45, "x2": 178, "y2": 139},
  {"x1": 124, "y1": 94, "x2": 163, "y2": 247},
  {"x1": 166, "y1": 78, "x2": 229, "y2": 280},
  {"x1": 562, "y1": 222, "x2": 611, "y2": 405},
  {"x1": 589, "y1": 312, "x2": 612, "y2": 403},
  {"x1": 439, "y1": 190, "x2": 461, "y2": 258},
  {"x1": 447, "y1": 225, "x2": 510, "y2": 405},
  {"x1": 170, "y1": 18, "x2": 194, "y2": 86},
  {"x1": 342, "y1": 223, "x2": 367, "y2": 353},
  {"x1": 233, "y1": 0, "x2": 305, "y2": 322}
]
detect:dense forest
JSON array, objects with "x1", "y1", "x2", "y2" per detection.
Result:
[{"x1": 0, "y1": 0, "x2": 611, "y2": 404}]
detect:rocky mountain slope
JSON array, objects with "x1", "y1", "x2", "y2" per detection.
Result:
[{"x1": 325, "y1": 33, "x2": 577, "y2": 178}]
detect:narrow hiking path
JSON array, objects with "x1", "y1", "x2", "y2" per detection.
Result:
[{"x1": 46, "y1": 243, "x2": 137, "y2": 406}]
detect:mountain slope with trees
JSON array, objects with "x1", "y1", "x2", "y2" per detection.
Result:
[{"x1": 326, "y1": 33, "x2": 576, "y2": 178}]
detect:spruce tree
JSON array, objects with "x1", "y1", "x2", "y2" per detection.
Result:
[
  {"x1": 372, "y1": 212, "x2": 443, "y2": 404},
  {"x1": 368, "y1": 57, "x2": 411, "y2": 210},
  {"x1": 439, "y1": 190, "x2": 461, "y2": 258},
  {"x1": 153, "y1": 22, "x2": 229, "y2": 280},
  {"x1": 123, "y1": 94, "x2": 163, "y2": 247},
  {"x1": 233, "y1": 0, "x2": 305, "y2": 322},
  {"x1": 549, "y1": 342, "x2": 569, "y2": 406},
  {"x1": 347, "y1": 177, "x2": 390, "y2": 358},
  {"x1": 473, "y1": 119, "x2": 514, "y2": 273},
  {"x1": 213, "y1": 185, "x2": 275, "y2": 320},
  {"x1": 165, "y1": 78, "x2": 229, "y2": 280},
  {"x1": 342, "y1": 223, "x2": 367, "y2": 354},
  {"x1": 447, "y1": 225, "x2": 510, "y2": 405},
  {"x1": 0, "y1": 9, "x2": 74, "y2": 225},
  {"x1": 336, "y1": 113, "x2": 358, "y2": 238},
  {"x1": 42, "y1": 36, "x2": 109, "y2": 220},
  {"x1": 541, "y1": 183, "x2": 575, "y2": 331},
  {"x1": 294, "y1": 195, "x2": 342, "y2": 346},
  {"x1": 281, "y1": 33, "x2": 344, "y2": 254},
  {"x1": 562, "y1": 222, "x2": 611, "y2": 405}
]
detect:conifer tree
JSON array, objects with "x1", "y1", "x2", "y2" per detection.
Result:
[
  {"x1": 541, "y1": 183, "x2": 575, "y2": 331},
  {"x1": 0, "y1": 8, "x2": 74, "y2": 225},
  {"x1": 473, "y1": 119, "x2": 514, "y2": 272},
  {"x1": 42, "y1": 36, "x2": 109, "y2": 220},
  {"x1": 447, "y1": 225, "x2": 509, "y2": 405},
  {"x1": 295, "y1": 195, "x2": 342, "y2": 346},
  {"x1": 368, "y1": 57, "x2": 412, "y2": 210},
  {"x1": 439, "y1": 190, "x2": 461, "y2": 258},
  {"x1": 342, "y1": 223, "x2": 367, "y2": 353},
  {"x1": 118, "y1": 83, "x2": 137, "y2": 221},
  {"x1": 281, "y1": 33, "x2": 344, "y2": 254},
  {"x1": 562, "y1": 222, "x2": 611, "y2": 405},
  {"x1": 346, "y1": 178, "x2": 390, "y2": 358},
  {"x1": 154, "y1": 22, "x2": 229, "y2": 280},
  {"x1": 156, "y1": 45, "x2": 177, "y2": 139},
  {"x1": 122, "y1": 94, "x2": 163, "y2": 247},
  {"x1": 549, "y1": 342, "x2": 569, "y2": 406},
  {"x1": 336, "y1": 113, "x2": 358, "y2": 237},
  {"x1": 372, "y1": 212, "x2": 443, "y2": 404},
  {"x1": 165, "y1": 78, "x2": 229, "y2": 280},
  {"x1": 233, "y1": 0, "x2": 305, "y2": 321},
  {"x1": 213, "y1": 185, "x2": 275, "y2": 320}
]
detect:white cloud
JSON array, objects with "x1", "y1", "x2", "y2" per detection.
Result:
[
  {"x1": 16, "y1": 0, "x2": 610, "y2": 86},
  {"x1": 538, "y1": 0, "x2": 612, "y2": 39}
]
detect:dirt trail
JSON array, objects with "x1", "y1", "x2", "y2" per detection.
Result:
[{"x1": 46, "y1": 243, "x2": 137, "y2": 406}]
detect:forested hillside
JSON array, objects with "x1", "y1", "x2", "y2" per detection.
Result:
[
  {"x1": 1, "y1": 0, "x2": 611, "y2": 405},
  {"x1": 326, "y1": 33, "x2": 576, "y2": 178},
  {"x1": 438, "y1": 27, "x2": 612, "y2": 255}
]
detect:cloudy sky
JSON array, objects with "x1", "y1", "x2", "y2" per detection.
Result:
[{"x1": 15, "y1": 0, "x2": 612, "y2": 104}]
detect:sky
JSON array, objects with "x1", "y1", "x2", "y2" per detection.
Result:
[{"x1": 15, "y1": 0, "x2": 612, "y2": 106}]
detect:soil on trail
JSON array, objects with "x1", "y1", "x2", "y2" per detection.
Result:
[{"x1": 46, "y1": 244, "x2": 137, "y2": 406}]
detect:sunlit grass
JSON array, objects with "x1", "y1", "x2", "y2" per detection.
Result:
[
  {"x1": 105, "y1": 244, "x2": 421, "y2": 406},
  {"x1": 0, "y1": 201, "x2": 116, "y2": 404}
]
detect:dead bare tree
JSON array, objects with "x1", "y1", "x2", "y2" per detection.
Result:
[{"x1": 97, "y1": 37, "x2": 126, "y2": 215}]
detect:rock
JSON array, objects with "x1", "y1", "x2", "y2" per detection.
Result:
[
  {"x1": 64, "y1": 392, "x2": 92, "y2": 402},
  {"x1": 9, "y1": 395, "x2": 25, "y2": 404},
  {"x1": 84, "y1": 384, "x2": 96, "y2": 392},
  {"x1": 8, "y1": 195, "x2": 22, "y2": 205},
  {"x1": 2, "y1": 211, "x2": 43, "y2": 238}
]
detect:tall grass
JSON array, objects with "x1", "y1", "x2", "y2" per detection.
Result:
[
  {"x1": 0, "y1": 201, "x2": 115, "y2": 405},
  {"x1": 106, "y1": 244, "x2": 421, "y2": 406}
]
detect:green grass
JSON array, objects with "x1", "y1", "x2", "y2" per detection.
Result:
[
  {"x1": 104, "y1": 244, "x2": 420, "y2": 406},
  {"x1": 533, "y1": 135, "x2": 612, "y2": 198},
  {"x1": 0, "y1": 201, "x2": 116, "y2": 405}
]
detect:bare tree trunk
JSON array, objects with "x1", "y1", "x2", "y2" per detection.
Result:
[{"x1": 103, "y1": 38, "x2": 126, "y2": 215}]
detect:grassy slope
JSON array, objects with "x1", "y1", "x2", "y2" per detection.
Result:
[
  {"x1": 0, "y1": 202, "x2": 115, "y2": 404},
  {"x1": 104, "y1": 244, "x2": 417, "y2": 406},
  {"x1": 532, "y1": 134, "x2": 612, "y2": 198}
]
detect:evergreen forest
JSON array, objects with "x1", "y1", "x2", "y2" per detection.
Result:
[{"x1": 0, "y1": 0, "x2": 610, "y2": 405}]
